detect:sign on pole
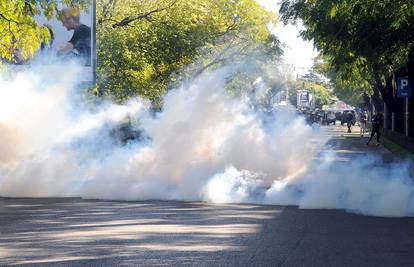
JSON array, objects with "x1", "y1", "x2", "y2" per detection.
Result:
[{"x1": 397, "y1": 77, "x2": 412, "y2": 98}]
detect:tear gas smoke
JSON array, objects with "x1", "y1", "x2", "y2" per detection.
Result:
[{"x1": 0, "y1": 62, "x2": 413, "y2": 217}]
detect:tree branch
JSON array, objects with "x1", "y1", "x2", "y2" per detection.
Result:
[
  {"x1": 0, "y1": 13, "x2": 21, "y2": 25},
  {"x1": 111, "y1": 0, "x2": 178, "y2": 28}
]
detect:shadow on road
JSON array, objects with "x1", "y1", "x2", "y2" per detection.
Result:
[
  {"x1": 2, "y1": 197, "x2": 414, "y2": 266},
  {"x1": 0, "y1": 198, "x2": 282, "y2": 266},
  {"x1": 2, "y1": 125, "x2": 414, "y2": 266}
]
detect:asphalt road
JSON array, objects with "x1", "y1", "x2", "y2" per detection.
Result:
[{"x1": 1, "y1": 124, "x2": 413, "y2": 266}]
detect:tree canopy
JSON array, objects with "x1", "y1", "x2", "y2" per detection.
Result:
[
  {"x1": 1, "y1": 0, "x2": 283, "y2": 106},
  {"x1": 289, "y1": 70, "x2": 334, "y2": 108},
  {"x1": 280, "y1": 0, "x2": 414, "y2": 110},
  {"x1": 96, "y1": 0, "x2": 281, "y2": 103}
]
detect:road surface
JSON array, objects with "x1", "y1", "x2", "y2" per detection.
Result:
[{"x1": 1, "y1": 124, "x2": 413, "y2": 266}]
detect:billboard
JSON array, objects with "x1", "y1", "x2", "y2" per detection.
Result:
[
  {"x1": 300, "y1": 91, "x2": 309, "y2": 101},
  {"x1": 35, "y1": 1, "x2": 96, "y2": 83},
  {"x1": 297, "y1": 90, "x2": 315, "y2": 109}
]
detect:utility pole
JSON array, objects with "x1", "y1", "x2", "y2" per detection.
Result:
[{"x1": 406, "y1": 97, "x2": 410, "y2": 137}]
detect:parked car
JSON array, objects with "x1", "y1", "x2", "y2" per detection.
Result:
[
  {"x1": 335, "y1": 111, "x2": 343, "y2": 121},
  {"x1": 326, "y1": 111, "x2": 336, "y2": 125},
  {"x1": 317, "y1": 110, "x2": 326, "y2": 124}
]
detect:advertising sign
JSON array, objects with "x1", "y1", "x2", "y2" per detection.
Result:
[
  {"x1": 35, "y1": 1, "x2": 96, "y2": 83},
  {"x1": 300, "y1": 91, "x2": 309, "y2": 101}
]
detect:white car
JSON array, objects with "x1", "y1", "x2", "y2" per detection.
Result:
[{"x1": 327, "y1": 112, "x2": 336, "y2": 124}]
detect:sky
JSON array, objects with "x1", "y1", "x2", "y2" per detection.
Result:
[{"x1": 255, "y1": 0, "x2": 318, "y2": 76}]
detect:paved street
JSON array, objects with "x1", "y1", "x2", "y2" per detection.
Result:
[
  {"x1": 1, "y1": 124, "x2": 414, "y2": 266},
  {"x1": 324, "y1": 123, "x2": 393, "y2": 159}
]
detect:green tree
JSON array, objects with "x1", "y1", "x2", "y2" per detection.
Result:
[
  {"x1": 312, "y1": 55, "x2": 371, "y2": 107},
  {"x1": 1, "y1": 0, "x2": 282, "y2": 106},
  {"x1": 280, "y1": 0, "x2": 414, "y2": 111},
  {"x1": 290, "y1": 77, "x2": 333, "y2": 108},
  {"x1": 96, "y1": 0, "x2": 281, "y2": 103}
]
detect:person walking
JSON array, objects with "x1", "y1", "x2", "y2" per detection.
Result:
[
  {"x1": 366, "y1": 112, "x2": 383, "y2": 146},
  {"x1": 346, "y1": 112, "x2": 354, "y2": 133},
  {"x1": 359, "y1": 111, "x2": 367, "y2": 137}
]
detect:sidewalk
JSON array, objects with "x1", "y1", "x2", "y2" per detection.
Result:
[
  {"x1": 319, "y1": 123, "x2": 414, "y2": 181},
  {"x1": 322, "y1": 123, "x2": 396, "y2": 163}
]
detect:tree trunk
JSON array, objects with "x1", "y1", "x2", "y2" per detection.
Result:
[
  {"x1": 408, "y1": 47, "x2": 414, "y2": 88},
  {"x1": 374, "y1": 72, "x2": 396, "y2": 112},
  {"x1": 370, "y1": 85, "x2": 383, "y2": 112},
  {"x1": 407, "y1": 47, "x2": 414, "y2": 137}
]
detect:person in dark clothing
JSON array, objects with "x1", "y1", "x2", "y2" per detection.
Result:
[
  {"x1": 366, "y1": 113, "x2": 383, "y2": 146},
  {"x1": 57, "y1": 7, "x2": 91, "y2": 65},
  {"x1": 346, "y1": 112, "x2": 354, "y2": 133}
]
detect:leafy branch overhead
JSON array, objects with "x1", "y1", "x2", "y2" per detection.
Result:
[
  {"x1": 112, "y1": 0, "x2": 178, "y2": 27},
  {"x1": 1, "y1": 0, "x2": 283, "y2": 106},
  {"x1": 280, "y1": 0, "x2": 414, "y2": 109},
  {"x1": 97, "y1": 0, "x2": 282, "y2": 103}
]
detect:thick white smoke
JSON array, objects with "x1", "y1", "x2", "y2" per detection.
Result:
[{"x1": 0, "y1": 63, "x2": 413, "y2": 217}]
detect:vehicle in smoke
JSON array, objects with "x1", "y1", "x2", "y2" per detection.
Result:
[
  {"x1": 318, "y1": 110, "x2": 336, "y2": 125},
  {"x1": 326, "y1": 111, "x2": 336, "y2": 125},
  {"x1": 305, "y1": 110, "x2": 319, "y2": 125},
  {"x1": 317, "y1": 110, "x2": 326, "y2": 124},
  {"x1": 109, "y1": 117, "x2": 145, "y2": 146},
  {"x1": 335, "y1": 111, "x2": 343, "y2": 121}
]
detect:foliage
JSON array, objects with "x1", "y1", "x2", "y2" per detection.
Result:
[
  {"x1": 97, "y1": 0, "x2": 281, "y2": 103},
  {"x1": 279, "y1": 0, "x2": 414, "y2": 109},
  {"x1": 305, "y1": 81, "x2": 333, "y2": 108},
  {"x1": 1, "y1": 0, "x2": 282, "y2": 105},
  {"x1": 289, "y1": 61, "x2": 334, "y2": 108},
  {"x1": 289, "y1": 78, "x2": 333, "y2": 108},
  {"x1": 225, "y1": 58, "x2": 285, "y2": 102},
  {"x1": 312, "y1": 55, "x2": 371, "y2": 106}
]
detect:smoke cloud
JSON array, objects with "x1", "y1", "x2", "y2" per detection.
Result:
[{"x1": 0, "y1": 62, "x2": 413, "y2": 217}]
